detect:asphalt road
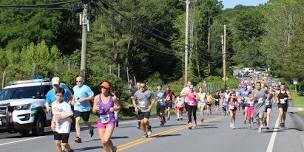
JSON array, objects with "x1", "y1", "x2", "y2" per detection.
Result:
[{"x1": 0, "y1": 105, "x2": 304, "y2": 152}]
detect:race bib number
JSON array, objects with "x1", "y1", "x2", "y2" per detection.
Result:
[
  {"x1": 280, "y1": 99, "x2": 286, "y2": 104},
  {"x1": 258, "y1": 98, "x2": 264, "y2": 103},
  {"x1": 99, "y1": 114, "x2": 110, "y2": 123}
]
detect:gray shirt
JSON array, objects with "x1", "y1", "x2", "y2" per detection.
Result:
[
  {"x1": 155, "y1": 90, "x2": 166, "y2": 106},
  {"x1": 134, "y1": 89, "x2": 153, "y2": 112},
  {"x1": 253, "y1": 88, "x2": 267, "y2": 102}
]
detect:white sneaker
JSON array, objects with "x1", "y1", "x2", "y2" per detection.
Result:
[{"x1": 258, "y1": 127, "x2": 262, "y2": 133}]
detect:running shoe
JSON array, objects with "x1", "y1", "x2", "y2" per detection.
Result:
[
  {"x1": 137, "y1": 121, "x2": 141, "y2": 129},
  {"x1": 258, "y1": 127, "x2": 262, "y2": 133},
  {"x1": 188, "y1": 123, "x2": 193, "y2": 129},
  {"x1": 74, "y1": 137, "x2": 82, "y2": 143},
  {"x1": 89, "y1": 127, "x2": 94, "y2": 137},
  {"x1": 147, "y1": 126, "x2": 152, "y2": 136},
  {"x1": 112, "y1": 146, "x2": 117, "y2": 152},
  {"x1": 142, "y1": 133, "x2": 148, "y2": 138}
]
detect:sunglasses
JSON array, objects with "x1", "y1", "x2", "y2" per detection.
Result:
[
  {"x1": 100, "y1": 86, "x2": 109, "y2": 89},
  {"x1": 76, "y1": 81, "x2": 82, "y2": 82}
]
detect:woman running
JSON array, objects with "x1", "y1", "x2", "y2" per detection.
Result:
[
  {"x1": 165, "y1": 86, "x2": 175, "y2": 121},
  {"x1": 197, "y1": 87, "x2": 206, "y2": 123},
  {"x1": 206, "y1": 92, "x2": 213, "y2": 115},
  {"x1": 246, "y1": 94, "x2": 255, "y2": 129},
  {"x1": 228, "y1": 92, "x2": 238, "y2": 129},
  {"x1": 186, "y1": 85, "x2": 198, "y2": 129},
  {"x1": 264, "y1": 92, "x2": 273, "y2": 129},
  {"x1": 93, "y1": 81, "x2": 120, "y2": 152}
]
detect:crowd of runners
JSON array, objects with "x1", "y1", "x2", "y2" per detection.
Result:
[{"x1": 46, "y1": 74, "x2": 292, "y2": 152}]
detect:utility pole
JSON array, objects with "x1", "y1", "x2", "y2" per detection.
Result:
[
  {"x1": 184, "y1": 0, "x2": 190, "y2": 85},
  {"x1": 80, "y1": 0, "x2": 90, "y2": 78},
  {"x1": 207, "y1": 17, "x2": 211, "y2": 76},
  {"x1": 2, "y1": 71, "x2": 6, "y2": 89},
  {"x1": 223, "y1": 25, "x2": 227, "y2": 90}
]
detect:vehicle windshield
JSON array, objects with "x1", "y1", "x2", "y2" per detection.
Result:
[{"x1": 0, "y1": 86, "x2": 46, "y2": 101}]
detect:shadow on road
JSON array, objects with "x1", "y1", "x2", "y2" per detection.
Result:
[
  {"x1": 153, "y1": 123, "x2": 185, "y2": 129},
  {"x1": 152, "y1": 133, "x2": 181, "y2": 138},
  {"x1": 116, "y1": 125, "x2": 136, "y2": 128},
  {"x1": 74, "y1": 145, "x2": 103, "y2": 151}
]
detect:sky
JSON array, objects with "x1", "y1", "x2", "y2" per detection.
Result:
[{"x1": 222, "y1": 0, "x2": 269, "y2": 9}]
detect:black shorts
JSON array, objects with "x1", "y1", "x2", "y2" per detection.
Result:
[
  {"x1": 278, "y1": 103, "x2": 288, "y2": 112},
  {"x1": 165, "y1": 101, "x2": 173, "y2": 108},
  {"x1": 54, "y1": 132, "x2": 70, "y2": 143},
  {"x1": 264, "y1": 105, "x2": 272, "y2": 112},
  {"x1": 138, "y1": 111, "x2": 150, "y2": 120},
  {"x1": 156, "y1": 104, "x2": 166, "y2": 115},
  {"x1": 74, "y1": 111, "x2": 90, "y2": 122}
]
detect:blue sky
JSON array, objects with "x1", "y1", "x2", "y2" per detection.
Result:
[{"x1": 222, "y1": 0, "x2": 269, "y2": 9}]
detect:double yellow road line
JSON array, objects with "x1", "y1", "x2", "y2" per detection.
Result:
[{"x1": 116, "y1": 116, "x2": 224, "y2": 152}]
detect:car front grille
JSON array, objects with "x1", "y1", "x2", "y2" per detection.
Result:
[{"x1": 0, "y1": 106, "x2": 8, "y2": 116}]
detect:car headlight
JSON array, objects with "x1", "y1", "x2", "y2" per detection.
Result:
[{"x1": 14, "y1": 104, "x2": 31, "y2": 110}]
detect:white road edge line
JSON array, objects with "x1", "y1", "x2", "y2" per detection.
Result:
[
  {"x1": 0, "y1": 136, "x2": 44, "y2": 146},
  {"x1": 0, "y1": 118, "x2": 158, "y2": 146},
  {"x1": 266, "y1": 116, "x2": 280, "y2": 152}
]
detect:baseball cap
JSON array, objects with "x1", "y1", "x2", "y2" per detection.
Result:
[{"x1": 52, "y1": 77, "x2": 60, "y2": 85}]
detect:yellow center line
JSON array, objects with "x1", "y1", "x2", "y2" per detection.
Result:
[
  {"x1": 116, "y1": 124, "x2": 185, "y2": 148},
  {"x1": 116, "y1": 116, "x2": 224, "y2": 152}
]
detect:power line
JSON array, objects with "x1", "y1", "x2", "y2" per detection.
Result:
[
  {"x1": 0, "y1": 0, "x2": 77, "y2": 10},
  {"x1": 0, "y1": 0, "x2": 78, "y2": 8},
  {"x1": 94, "y1": 6, "x2": 180, "y2": 58},
  {"x1": 97, "y1": 1, "x2": 172, "y2": 43}
]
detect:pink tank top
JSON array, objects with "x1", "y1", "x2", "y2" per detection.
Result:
[{"x1": 187, "y1": 92, "x2": 197, "y2": 106}]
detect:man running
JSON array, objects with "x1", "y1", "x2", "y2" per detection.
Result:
[
  {"x1": 72, "y1": 76, "x2": 95, "y2": 143},
  {"x1": 275, "y1": 83, "x2": 292, "y2": 129},
  {"x1": 252, "y1": 81, "x2": 267, "y2": 132},
  {"x1": 155, "y1": 84, "x2": 166, "y2": 126},
  {"x1": 45, "y1": 77, "x2": 73, "y2": 112},
  {"x1": 132, "y1": 81, "x2": 155, "y2": 138},
  {"x1": 130, "y1": 82, "x2": 141, "y2": 129}
]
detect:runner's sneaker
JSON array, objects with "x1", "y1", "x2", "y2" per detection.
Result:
[
  {"x1": 137, "y1": 121, "x2": 141, "y2": 129},
  {"x1": 147, "y1": 126, "x2": 152, "y2": 136},
  {"x1": 188, "y1": 123, "x2": 193, "y2": 129},
  {"x1": 74, "y1": 137, "x2": 82, "y2": 143},
  {"x1": 112, "y1": 146, "x2": 117, "y2": 152},
  {"x1": 142, "y1": 133, "x2": 148, "y2": 138},
  {"x1": 258, "y1": 126, "x2": 262, "y2": 133},
  {"x1": 89, "y1": 128, "x2": 94, "y2": 137}
]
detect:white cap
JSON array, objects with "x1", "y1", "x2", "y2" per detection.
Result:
[{"x1": 51, "y1": 77, "x2": 60, "y2": 85}]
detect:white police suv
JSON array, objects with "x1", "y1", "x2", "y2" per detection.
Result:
[{"x1": 0, "y1": 79, "x2": 71, "y2": 136}]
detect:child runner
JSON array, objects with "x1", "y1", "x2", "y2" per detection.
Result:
[
  {"x1": 51, "y1": 87, "x2": 74, "y2": 152},
  {"x1": 175, "y1": 95, "x2": 184, "y2": 121}
]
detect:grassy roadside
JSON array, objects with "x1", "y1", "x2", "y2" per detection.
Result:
[{"x1": 291, "y1": 90, "x2": 304, "y2": 117}]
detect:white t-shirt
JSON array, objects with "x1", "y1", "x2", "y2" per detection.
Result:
[
  {"x1": 197, "y1": 92, "x2": 206, "y2": 103},
  {"x1": 181, "y1": 87, "x2": 191, "y2": 103},
  {"x1": 52, "y1": 101, "x2": 73, "y2": 133}
]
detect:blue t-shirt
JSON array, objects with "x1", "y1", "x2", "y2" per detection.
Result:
[
  {"x1": 46, "y1": 84, "x2": 72, "y2": 105},
  {"x1": 73, "y1": 85, "x2": 94, "y2": 112}
]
